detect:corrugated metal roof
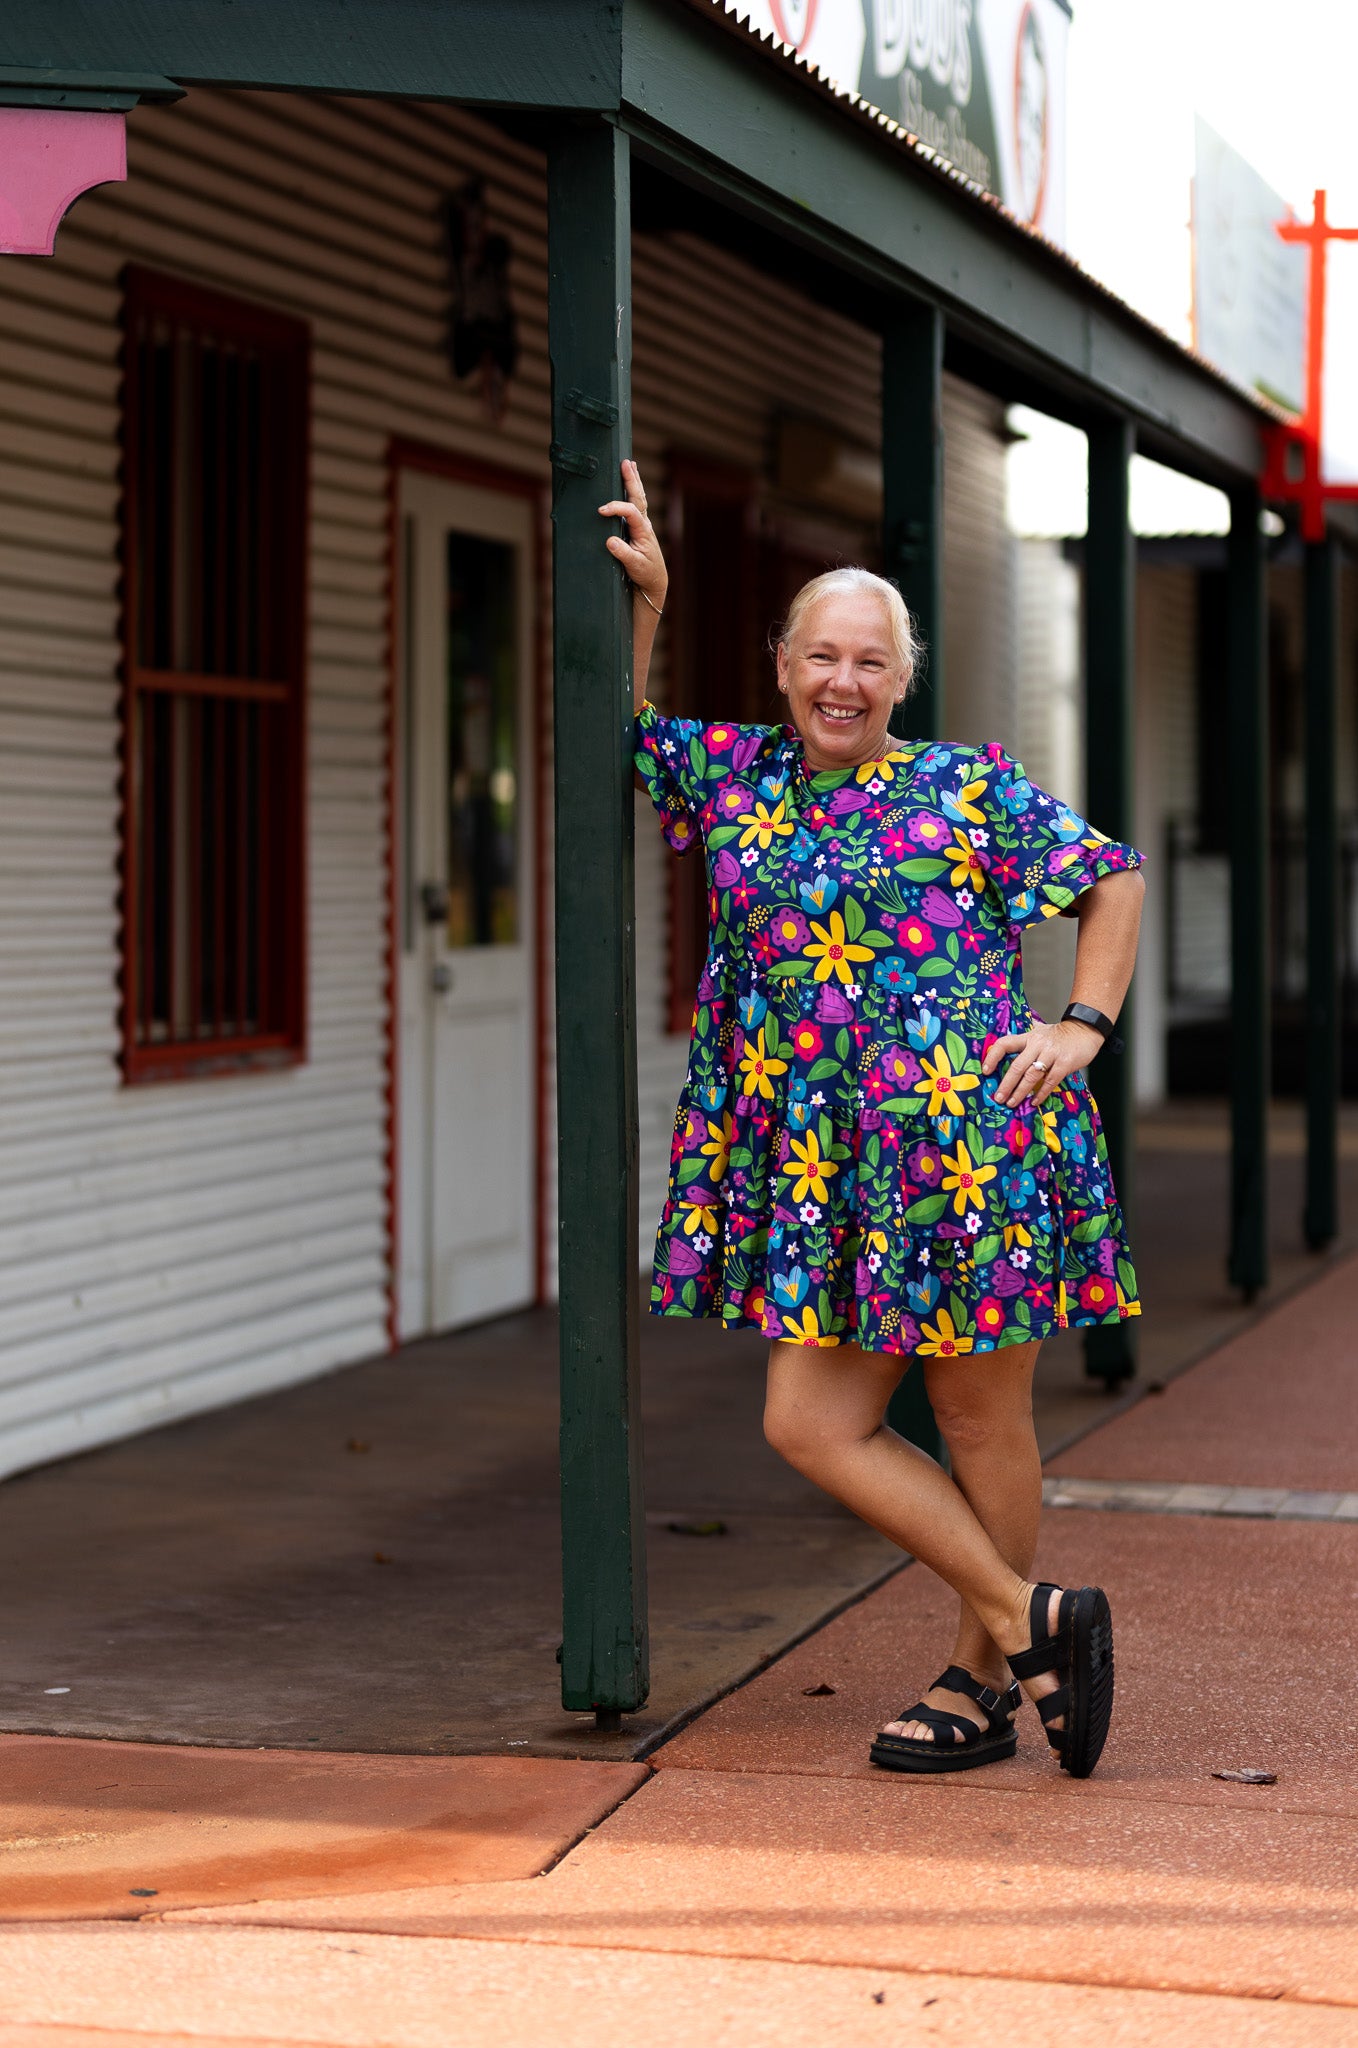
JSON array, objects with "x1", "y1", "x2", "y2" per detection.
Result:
[{"x1": 682, "y1": 0, "x2": 1286, "y2": 425}]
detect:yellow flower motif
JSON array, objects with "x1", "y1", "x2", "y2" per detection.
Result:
[
  {"x1": 917, "y1": 1308, "x2": 973, "y2": 1357},
  {"x1": 1003, "y1": 1218, "x2": 1033, "y2": 1253},
  {"x1": 939, "y1": 1141, "x2": 998, "y2": 1216},
  {"x1": 699, "y1": 1112, "x2": 735, "y2": 1184},
  {"x1": 854, "y1": 749, "x2": 913, "y2": 785},
  {"x1": 1040, "y1": 1107, "x2": 1062, "y2": 1153},
  {"x1": 738, "y1": 1028, "x2": 788, "y2": 1100},
  {"x1": 803, "y1": 909, "x2": 875, "y2": 985},
  {"x1": 951, "y1": 776, "x2": 989, "y2": 824},
  {"x1": 681, "y1": 1203, "x2": 719, "y2": 1237},
  {"x1": 1057, "y1": 1280, "x2": 1069, "y2": 1320},
  {"x1": 737, "y1": 798, "x2": 795, "y2": 850},
  {"x1": 864, "y1": 1228, "x2": 889, "y2": 1254},
  {"x1": 781, "y1": 1130, "x2": 839, "y2": 1204},
  {"x1": 779, "y1": 1306, "x2": 840, "y2": 1347},
  {"x1": 945, "y1": 830, "x2": 986, "y2": 889},
  {"x1": 914, "y1": 1047, "x2": 981, "y2": 1118}
]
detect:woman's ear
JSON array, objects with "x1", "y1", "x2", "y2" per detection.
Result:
[{"x1": 776, "y1": 638, "x2": 790, "y2": 695}]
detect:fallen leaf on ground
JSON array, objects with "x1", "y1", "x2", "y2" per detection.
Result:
[
  {"x1": 1211, "y1": 1767, "x2": 1277, "y2": 1784},
  {"x1": 802, "y1": 1683, "x2": 836, "y2": 1696}
]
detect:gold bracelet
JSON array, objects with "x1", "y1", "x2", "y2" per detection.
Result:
[{"x1": 638, "y1": 587, "x2": 665, "y2": 618}]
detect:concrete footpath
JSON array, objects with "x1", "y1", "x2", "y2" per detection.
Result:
[{"x1": 2, "y1": 1255, "x2": 1357, "y2": 2044}]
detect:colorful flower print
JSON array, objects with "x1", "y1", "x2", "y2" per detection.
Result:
[
  {"x1": 634, "y1": 702, "x2": 1142, "y2": 1353},
  {"x1": 738, "y1": 1028, "x2": 787, "y2": 1100},
  {"x1": 804, "y1": 910, "x2": 874, "y2": 985}
]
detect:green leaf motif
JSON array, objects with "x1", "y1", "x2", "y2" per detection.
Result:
[
  {"x1": 945, "y1": 932, "x2": 961, "y2": 962},
  {"x1": 1072, "y1": 1216, "x2": 1109, "y2": 1242},
  {"x1": 807, "y1": 1056, "x2": 840, "y2": 1082},
  {"x1": 904, "y1": 1191, "x2": 949, "y2": 1225},
  {"x1": 842, "y1": 895, "x2": 866, "y2": 941},
  {"x1": 944, "y1": 1029, "x2": 968, "y2": 1067},
  {"x1": 898, "y1": 857, "x2": 948, "y2": 881},
  {"x1": 767, "y1": 958, "x2": 812, "y2": 978},
  {"x1": 973, "y1": 1234, "x2": 1002, "y2": 1263},
  {"x1": 834, "y1": 1027, "x2": 851, "y2": 1061},
  {"x1": 916, "y1": 956, "x2": 953, "y2": 977}
]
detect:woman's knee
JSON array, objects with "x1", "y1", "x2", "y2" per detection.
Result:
[
  {"x1": 762, "y1": 1389, "x2": 827, "y2": 1473},
  {"x1": 925, "y1": 1368, "x2": 1035, "y2": 1457}
]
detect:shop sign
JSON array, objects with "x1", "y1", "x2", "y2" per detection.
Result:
[
  {"x1": 1192, "y1": 118, "x2": 1306, "y2": 415},
  {"x1": 726, "y1": 0, "x2": 1071, "y2": 244}
]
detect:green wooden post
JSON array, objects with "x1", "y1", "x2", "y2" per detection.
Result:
[
  {"x1": 1304, "y1": 530, "x2": 1341, "y2": 1250},
  {"x1": 547, "y1": 119, "x2": 648, "y2": 1726},
  {"x1": 1082, "y1": 417, "x2": 1137, "y2": 1386},
  {"x1": 1227, "y1": 483, "x2": 1270, "y2": 1296},
  {"x1": 883, "y1": 303, "x2": 944, "y2": 745},
  {"x1": 881, "y1": 301, "x2": 944, "y2": 1461}
]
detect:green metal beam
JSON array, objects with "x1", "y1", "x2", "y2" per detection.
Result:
[
  {"x1": 0, "y1": 1, "x2": 620, "y2": 108},
  {"x1": 619, "y1": 0, "x2": 1266, "y2": 485},
  {"x1": 1304, "y1": 532, "x2": 1341, "y2": 1251},
  {"x1": 548, "y1": 117, "x2": 648, "y2": 1726},
  {"x1": 883, "y1": 303, "x2": 944, "y2": 746},
  {"x1": 1082, "y1": 418, "x2": 1137, "y2": 1387},
  {"x1": 1227, "y1": 485, "x2": 1270, "y2": 1296}
]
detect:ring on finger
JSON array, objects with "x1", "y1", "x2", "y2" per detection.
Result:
[{"x1": 1030, "y1": 1058, "x2": 1049, "y2": 1074}]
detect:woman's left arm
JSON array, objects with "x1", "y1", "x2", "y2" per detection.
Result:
[{"x1": 984, "y1": 867, "x2": 1146, "y2": 1108}]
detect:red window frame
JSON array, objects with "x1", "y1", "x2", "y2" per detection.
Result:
[{"x1": 119, "y1": 267, "x2": 309, "y2": 1082}]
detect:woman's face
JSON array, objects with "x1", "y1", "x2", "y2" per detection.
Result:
[{"x1": 777, "y1": 590, "x2": 908, "y2": 773}]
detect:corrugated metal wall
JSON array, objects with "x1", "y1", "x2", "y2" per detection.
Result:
[{"x1": 0, "y1": 88, "x2": 1019, "y2": 1477}]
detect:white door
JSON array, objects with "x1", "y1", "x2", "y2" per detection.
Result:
[{"x1": 396, "y1": 469, "x2": 536, "y2": 1337}]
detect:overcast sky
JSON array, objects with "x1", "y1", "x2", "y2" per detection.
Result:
[{"x1": 1008, "y1": 0, "x2": 1358, "y2": 535}]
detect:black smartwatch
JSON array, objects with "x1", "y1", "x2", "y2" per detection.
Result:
[{"x1": 1061, "y1": 1002, "x2": 1123, "y2": 1055}]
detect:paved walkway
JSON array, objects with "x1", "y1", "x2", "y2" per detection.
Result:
[{"x1": 2, "y1": 1247, "x2": 1356, "y2": 2041}]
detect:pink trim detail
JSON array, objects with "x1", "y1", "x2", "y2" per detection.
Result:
[{"x1": 0, "y1": 109, "x2": 126, "y2": 256}]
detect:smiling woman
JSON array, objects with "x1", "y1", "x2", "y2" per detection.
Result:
[{"x1": 599, "y1": 459, "x2": 1144, "y2": 1788}]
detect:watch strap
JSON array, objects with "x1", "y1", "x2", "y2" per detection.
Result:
[{"x1": 1061, "y1": 1002, "x2": 1124, "y2": 1055}]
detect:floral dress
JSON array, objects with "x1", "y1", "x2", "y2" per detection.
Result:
[{"x1": 635, "y1": 702, "x2": 1144, "y2": 1357}]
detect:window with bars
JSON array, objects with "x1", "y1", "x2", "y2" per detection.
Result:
[{"x1": 120, "y1": 268, "x2": 309, "y2": 1080}]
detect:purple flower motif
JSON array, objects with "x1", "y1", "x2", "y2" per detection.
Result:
[
  {"x1": 767, "y1": 906, "x2": 810, "y2": 952},
  {"x1": 731, "y1": 730, "x2": 764, "y2": 774},
  {"x1": 988, "y1": 1258, "x2": 1027, "y2": 1298},
  {"x1": 920, "y1": 885, "x2": 965, "y2": 929},
  {"x1": 906, "y1": 1140, "x2": 943, "y2": 1186},
  {"x1": 716, "y1": 784, "x2": 750, "y2": 821},
  {"x1": 877, "y1": 1043, "x2": 921, "y2": 1093},
  {"x1": 1094, "y1": 1235, "x2": 1118, "y2": 1277},
  {"x1": 826, "y1": 787, "x2": 870, "y2": 817},
  {"x1": 897, "y1": 1315, "x2": 922, "y2": 1350},
  {"x1": 858, "y1": 1106, "x2": 883, "y2": 1133},
  {"x1": 814, "y1": 982, "x2": 856, "y2": 1023},
  {"x1": 855, "y1": 1258, "x2": 875, "y2": 1298},
  {"x1": 667, "y1": 1238, "x2": 705, "y2": 1277},
  {"x1": 906, "y1": 811, "x2": 950, "y2": 850},
  {"x1": 713, "y1": 848, "x2": 741, "y2": 888}
]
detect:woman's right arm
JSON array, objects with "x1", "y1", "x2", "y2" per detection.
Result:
[{"x1": 598, "y1": 458, "x2": 669, "y2": 709}]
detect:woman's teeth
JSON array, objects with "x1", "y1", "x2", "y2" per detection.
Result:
[{"x1": 816, "y1": 705, "x2": 861, "y2": 723}]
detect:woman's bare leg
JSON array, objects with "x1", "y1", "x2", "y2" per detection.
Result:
[
  {"x1": 763, "y1": 1338, "x2": 1060, "y2": 1730},
  {"x1": 881, "y1": 1341, "x2": 1044, "y2": 1738}
]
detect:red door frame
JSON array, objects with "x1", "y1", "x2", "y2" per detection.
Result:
[{"x1": 383, "y1": 437, "x2": 550, "y2": 1346}]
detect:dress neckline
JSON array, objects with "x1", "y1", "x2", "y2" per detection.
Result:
[{"x1": 779, "y1": 728, "x2": 922, "y2": 793}]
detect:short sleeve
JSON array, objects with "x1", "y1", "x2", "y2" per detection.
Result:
[
  {"x1": 975, "y1": 744, "x2": 1144, "y2": 931},
  {"x1": 634, "y1": 701, "x2": 780, "y2": 857}
]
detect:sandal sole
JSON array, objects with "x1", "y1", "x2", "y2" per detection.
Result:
[
  {"x1": 869, "y1": 1729, "x2": 1018, "y2": 1776},
  {"x1": 1061, "y1": 1585, "x2": 1114, "y2": 1779}
]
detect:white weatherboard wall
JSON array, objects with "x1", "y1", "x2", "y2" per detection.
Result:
[
  {"x1": 0, "y1": 87, "x2": 1027, "y2": 1479},
  {"x1": 0, "y1": 90, "x2": 560, "y2": 1480}
]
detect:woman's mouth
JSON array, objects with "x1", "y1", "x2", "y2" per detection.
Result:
[{"x1": 813, "y1": 703, "x2": 863, "y2": 728}]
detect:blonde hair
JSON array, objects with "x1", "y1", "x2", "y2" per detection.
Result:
[{"x1": 778, "y1": 568, "x2": 918, "y2": 691}]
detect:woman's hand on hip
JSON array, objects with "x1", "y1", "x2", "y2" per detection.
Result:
[
  {"x1": 982, "y1": 1018, "x2": 1105, "y2": 1108},
  {"x1": 598, "y1": 459, "x2": 669, "y2": 613}
]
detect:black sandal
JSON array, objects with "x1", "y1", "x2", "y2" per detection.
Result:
[
  {"x1": 869, "y1": 1665, "x2": 1021, "y2": 1775},
  {"x1": 1008, "y1": 1581, "x2": 1114, "y2": 1779}
]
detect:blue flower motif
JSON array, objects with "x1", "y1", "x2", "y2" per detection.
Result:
[
  {"x1": 758, "y1": 773, "x2": 788, "y2": 802},
  {"x1": 799, "y1": 873, "x2": 839, "y2": 914},
  {"x1": 768, "y1": 1220, "x2": 786, "y2": 1252},
  {"x1": 873, "y1": 955, "x2": 916, "y2": 992},
  {"x1": 973, "y1": 1338, "x2": 997, "y2": 1352},
  {"x1": 698, "y1": 1082, "x2": 727, "y2": 1111},
  {"x1": 789, "y1": 825, "x2": 817, "y2": 864},
  {"x1": 738, "y1": 990, "x2": 768, "y2": 1030},
  {"x1": 906, "y1": 1273, "x2": 941, "y2": 1314},
  {"x1": 1051, "y1": 805, "x2": 1087, "y2": 843},
  {"x1": 788, "y1": 1076, "x2": 809, "y2": 1102},
  {"x1": 999, "y1": 776, "x2": 1032, "y2": 816},
  {"x1": 934, "y1": 1114, "x2": 959, "y2": 1142},
  {"x1": 918, "y1": 746, "x2": 952, "y2": 775},
  {"x1": 1061, "y1": 1120, "x2": 1087, "y2": 1161},
  {"x1": 903, "y1": 1008, "x2": 941, "y2": 1051},
  {"x1": 1002, "y1": 1165, "x2": 1036, "y2": 1209},
  {"x1": 772, "y1": 1267, "x2": 809, "y2": 1309},
  {"x1": 786, "y1": 1099, "x2": 813, "y2": 1129}
]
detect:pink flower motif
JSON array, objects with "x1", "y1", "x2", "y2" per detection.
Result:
[
  {"x1": 883, "y1": 827, "x2": 908, "y2": 861},
  {"x1": 899, "y1": 916, "x2": 935, "y2": 958}
]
